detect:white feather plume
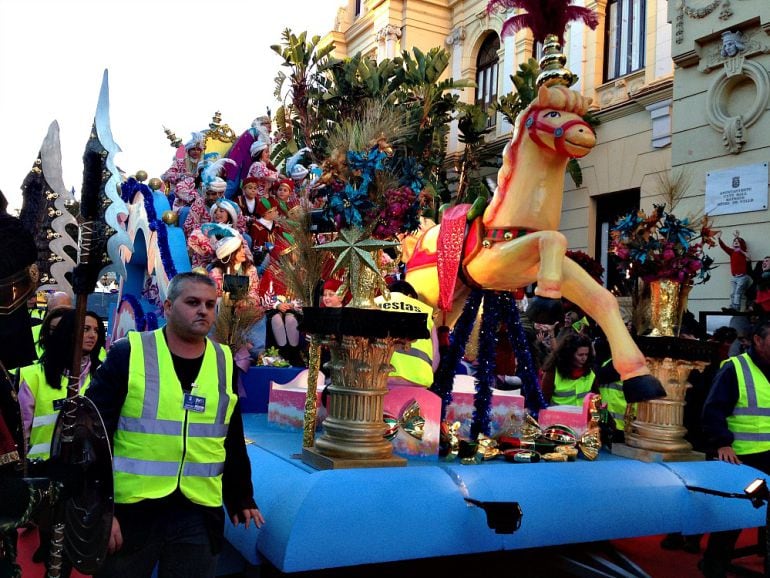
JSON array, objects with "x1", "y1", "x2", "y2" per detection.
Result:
[{"x1": 201, "y1": 157, "x2": 237, "y2": 187}]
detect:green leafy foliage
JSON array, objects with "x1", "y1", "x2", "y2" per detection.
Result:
[{"x1": 271, "y1": 31, "x2": 474, "y2": 209}]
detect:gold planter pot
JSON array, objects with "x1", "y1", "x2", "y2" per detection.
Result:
[{"x1": 648, "y1": 279, "x2": 684, "y2": 337}]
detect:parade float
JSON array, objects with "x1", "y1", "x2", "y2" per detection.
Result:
[
  {"x1": 17, "y1": 9, "x2": 769, "y2": 577},
  {"x1": 221, "y1": 14, "x2": 766, "y2": 576}
]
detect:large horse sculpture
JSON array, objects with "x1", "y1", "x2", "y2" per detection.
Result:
[{"x1": 404, "y1": 84, "x2": 663, "y2": 401}]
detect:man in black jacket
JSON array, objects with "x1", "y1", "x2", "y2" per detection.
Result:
[
  {"x1": 87, "y1": 272, "x2": 263, "y2": 578},
  {"x1": 700, "y1": 318, "x2": 770, "y2": 577}
]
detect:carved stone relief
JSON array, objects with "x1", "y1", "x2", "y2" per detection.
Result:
[
  {"x1": 675, "y1": 0, "x2": 742, "y2": 44},
  {"x1": 705, "y1": 58, "x2": 770, "y2": 153},
  {"x1": 698, "y1": 28, "x2": 770, "y2": 154},
  {"x1": 375, "y1": 24, "x2": 402, "y2": 43},
  {"x1": 698, "y1": 30, "x2": 770, "y2": 73},
  {"x1": 445, "y1": 26, "x2": 466, "y2": 47}
]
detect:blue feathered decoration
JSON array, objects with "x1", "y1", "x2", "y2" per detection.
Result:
[{"x1": 285, "y1": 147, "x2": 312, "y2": 176}]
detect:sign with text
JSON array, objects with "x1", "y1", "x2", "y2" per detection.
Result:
[{"x1": 705, "y1": 162, "x2": 768, "y2": 216}]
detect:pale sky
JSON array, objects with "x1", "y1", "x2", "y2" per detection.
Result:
[{"x1": 0, "y1": 0, "x2": 340, "y2": 213}]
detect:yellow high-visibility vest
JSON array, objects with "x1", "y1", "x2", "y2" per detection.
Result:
[
  {"x1": 597, "y1": 359, "x2": 630, "y2": 430},
  {"x1": 727, "y1": 353, "x2": 770, "y2": 455},
  {"x1": 112, "y1": 329, "x2": 236, "y2": 507},
  {"x1": 375, "y1": 293, "x2": 435, "y2": 387},
  {"x1": 21, "y1": 363, "x2": 90, "y2": 460},
  {"x1": 552, "y1": 370, "x2": 594, "y2": 406}
]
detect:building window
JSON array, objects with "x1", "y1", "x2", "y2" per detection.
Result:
[
  {"x1": 605, "y1": 0, "x2": 645, "y2": 81},
  {"x1": 534, "y1": 40, "x2": 544, "y2": 62},
  {"x1": 354, "y1": 0, "x2": 362, "y2": 17},
  {"x1": 476, "y1": 33, "x2": 500, "y2": 127},
  {"x1": 595, "y1": 188, "x2": 640, "y2": 293}
]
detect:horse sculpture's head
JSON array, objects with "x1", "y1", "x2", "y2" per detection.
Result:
[{"x1": 519, "y1": 85, "x2": 596, "y2": 159}]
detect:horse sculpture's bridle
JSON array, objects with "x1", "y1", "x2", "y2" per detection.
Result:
[{"x1": 524, "y1": 108, "x2": 592, "y2": 156}]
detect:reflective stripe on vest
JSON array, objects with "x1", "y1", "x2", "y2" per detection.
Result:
[
  {"x1": 727, "y1": 354, "x2": 770, "y2": 454},
  {"x1": 375, "y1": 293, "x2": 434, "y2": 387},
  {"x1": 552, "y1": 370, "x2": 594, "y2": 406},
  {"x1": 21, "y1": 363, "x2": 90, "y2": 460},
  {"x1": 32, "y1": 324, "x2": 43, "y2": 357},
  {"x1": 113, "y1": 329, "x2": 235, "y2": 506},
  {"x1": 597, "y1": 359, "x2": 629, "y2": 429}
]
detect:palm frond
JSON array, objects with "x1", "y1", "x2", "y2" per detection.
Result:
[{"x1": 274, "y1": 209, "x2": 330, "y2": 306}]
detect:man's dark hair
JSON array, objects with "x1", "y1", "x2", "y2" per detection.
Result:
[
  {"x1": 751, "y1": 317, "x2": 770, "y2": 341},
  {"x1": 167, "y1": 272, "x2": 216, "y2": 303}
]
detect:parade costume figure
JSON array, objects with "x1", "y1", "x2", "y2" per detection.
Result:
[
  {"x1": 0, "y1": 194, "x2": 38, "y2": 577},
  {"x1": 285, "y1": 146, "x2": 312, "y2": 196},
  {"x1": 224, "y1": 116, "x2": 272, "y2": 198},
  {"x1": 208, "y1": 239, "x2": 260, "y2": 303},
  {"x1": 275, "y1": 178, "x2": 300, "y2": 218},
  {"x1": 246, "y1": 138, "x2": 280, "y2": 198},
  {"x1": 187, "y1": 200, "x2": 242, "y2": 270},
  {"x1": 540, "y1": 332, "x2": 595, "y2": 406},
  {"x1": 183, "y1": 177, "x2": 228, "y2": 238},
  {"x1": 234, "y1": 176, "x2": 262, "y2": 228},
  {"x1": 700, "y1": 319, "x2": 770, "y2": 576},
  {"x1": 248, "y1": 197, "x2": 284, "y2": 268},
  {"x1": 320, "y1": 279, "x2": 349, "y2": 309},
  {"x1": 86, "y1": 273, "x2": 263, "y2": 578},
  {"x1": 208, "y1": 237, "x2": 265, "y2": 359},
  {"x1": 258, "y1": 235, "x2": 303, "y2": 365},
  {"x1": 718, "y1": 230, "x2": 752, "y2": 312},
  {"x1": 171, "y1": 176, "x2": 200, "y2": 233},
  {"x1": 162, "y1": 133, "x2": 204, "y2": 195}
]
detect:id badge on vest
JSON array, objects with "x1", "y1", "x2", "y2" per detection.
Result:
[
  {"x1": 183, "y1": 382, "x2": 206, "y2": 412},
  {"x1": 183, "y1": 393, "x2": 206, "y2": 413}
]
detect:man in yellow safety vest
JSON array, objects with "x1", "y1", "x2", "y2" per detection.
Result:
[
  {"x1": 86, "y1": 272, "x2": 264, "y2": 578},
  {"x1": 700, "y1": 318, "x2": 770, "y2": 576}
]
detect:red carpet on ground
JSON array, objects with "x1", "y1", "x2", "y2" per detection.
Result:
[
  {"x1": 15, "y1": 526, "x2": 88, "y2": 578},
  {"x1": 611, "y1": 529, "x2": 763, "y2": 577}
]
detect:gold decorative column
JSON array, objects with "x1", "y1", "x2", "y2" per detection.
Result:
[
  {"x1": 299, "y1": 306, "x2": 429, "y2": 470},
  {"x1": 613, "y1": 336, "x2": 713, "y2": 462},
  {"x1": 302, "y1": 334, "x2": 407, "y2": 469}
]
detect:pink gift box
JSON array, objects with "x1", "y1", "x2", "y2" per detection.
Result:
[
  {"x1": 385, "y1": 385, "x2": 441, "y2": 459},
  {"x1": 267, "y1": 372, "x2": 441, "y2": 459},
  {"x1": 444, "y1": 374, "x2": 526, "y2": 438},
  {"x1": 267, "y1": 369, "x2": 327, "y2": 430},
  {"x1": 537, "y1": 393, "x2": 596, "y2": 437}
]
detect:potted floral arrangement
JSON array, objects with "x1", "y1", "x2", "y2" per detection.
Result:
[{"x1": 610, "y1": 203, "x2": 717, "y2": 336}]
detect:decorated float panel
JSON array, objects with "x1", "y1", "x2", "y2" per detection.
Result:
[{"x1": 111, "y1": 179, "x2": 190, "y2": 342}]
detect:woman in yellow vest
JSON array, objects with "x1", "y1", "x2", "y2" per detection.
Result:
[
  {"x1": 540, "y1": 333, "x2": 595, "y2": 406},
  {"x1": 17, "y1": 307, "x2": 105, "y2": 569},
  {"x1": 19, "y1": 308, "x2": 105, "y2": 460}
]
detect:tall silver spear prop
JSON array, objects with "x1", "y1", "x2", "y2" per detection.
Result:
[{"x1": 46, "y1": 69, "x2": 127, "y2": 578}]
